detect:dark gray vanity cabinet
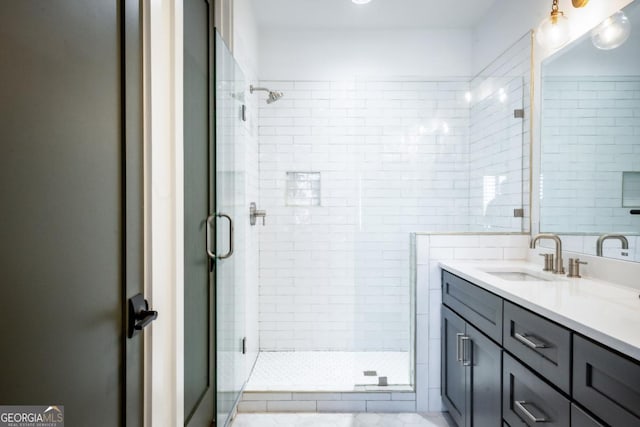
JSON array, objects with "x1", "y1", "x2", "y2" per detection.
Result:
[
  {"x1": 442, "y1": 271, "x2": 503, "y2": 343},
  {"x1": 503, "y1": 353, "x2": 570, "y2": 426},
  {"x1": 571, "y1": 404, "x2": 603, "y2": 427},
  {"x1": 442, "y1": 305, "x2": 502, "y2": 427},
  {"x1": 441, "y1": 269, "x2": 640, "y2": 427},
  {"x1": 442, "y1": 306, "x2": 467, "y2": 427},
  {"x1": 573, "y1": 335, "x2": 640, "y2": 426},
  {"x1": 503, "y1": 301, "x2": 572, "y2": 394}
]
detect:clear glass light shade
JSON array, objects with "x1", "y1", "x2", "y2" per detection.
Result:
[
  {"x1": 537, "y1": 13, "x2": 571, "y2": 49},
  {"x1": 591, "y1": 11, "x2": 631, "y2": 50}
]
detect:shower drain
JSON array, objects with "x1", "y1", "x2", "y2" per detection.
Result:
[{"x1": 363, "y1": 371, "x2": 388, "y2": 386}]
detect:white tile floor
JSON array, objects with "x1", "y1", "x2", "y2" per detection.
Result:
[
  {"x1": 245, "y1": 352, "x2": 411, "y2": 391},
  {"x1": 232, "y1": 413, "x2": 455, "y2": 427}
]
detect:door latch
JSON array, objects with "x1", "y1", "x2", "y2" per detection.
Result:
[{"x1": 128, "y1": 293, "x2": 158, "y2": 338}]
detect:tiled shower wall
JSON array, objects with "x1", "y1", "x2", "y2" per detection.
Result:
[
  {"x1": 468, "y1": 34, "x2": 531, "y2": 232},
  {"x1": 257, "y1": 80, "x2": 471, "y2": 351},
  {"x1": 541, "y1": 76, "x2": 640, "y2": 233}
]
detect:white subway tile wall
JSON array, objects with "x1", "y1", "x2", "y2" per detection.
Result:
[
  {"x1": 413, "y1": 233, "x2": 530, "y2": 411},
  {"x1": 468, "y1": 33, "x2": 531, "y2": 232},
  {"x1": 258, "y1": 79, "x2": 472, "y2": 352},
  {"x1": 541, "y1": 76, "x2": 640, "y2": 233}
]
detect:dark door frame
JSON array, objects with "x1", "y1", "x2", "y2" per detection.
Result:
[{"x1": 122, "y1": 0, "x2": 145, "y2": 425}]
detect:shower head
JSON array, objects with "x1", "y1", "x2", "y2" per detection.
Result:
[
  {"x1": 267, "y1": 90, "x2": 284, "y2": 104},
  {"x1": 250, "y1": 85, "x2": 284, "y2": 104}
]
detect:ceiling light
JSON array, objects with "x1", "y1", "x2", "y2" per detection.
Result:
[
  {"x1": 537, "y1": 0, "x2": 571, "y2": 50},
  {"x1": 592, "y1": 10, "x2": 631, "y2": 50},
  {"x1": 352, "y1": 0, "x2": 372, "y2": 4}
]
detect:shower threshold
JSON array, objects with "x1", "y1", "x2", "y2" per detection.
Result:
[{"x1": 245, "y1": 351, "x2": 412, "y2": 392}]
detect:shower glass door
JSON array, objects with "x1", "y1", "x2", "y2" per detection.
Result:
[{"x1": 215, "y1": 32, "x2": 246, "y2": 427}]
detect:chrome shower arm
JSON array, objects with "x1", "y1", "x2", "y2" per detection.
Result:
[{"x1": 249, "y1": 85, "x2": 270, "y2": 94}]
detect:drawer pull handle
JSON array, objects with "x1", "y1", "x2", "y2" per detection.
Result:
[
  {"x1": 456, "y1": 333, "x2": 464, "y2": 362},
  {"x1": 514, "y1": 332, "x2": 548, "y2": 349},
  {"x1": 515, "y1": 400, "x2": 549, "y2": 423},
  {"x1": 461, "y1": 336, "x2": 472, "y2": 366}
]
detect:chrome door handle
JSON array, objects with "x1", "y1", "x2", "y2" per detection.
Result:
[
  {"x1": 514, "y1": 400, "x2": 549, "y2": 423},
  {"x1": 456, "y1": 333, "x2": 464, "y2": 362},
  {"x1": 461, "y1": 336, "x2": 472, "y2": 366},
  {"x1": 206, "y1": 215, "x2": 216, "y2": 259},
  {"x1": 514, "y1": 332, "x2": 548, "y2": 349},
  {"x1": 216, "y1": 212, "x2": 234, "y2": 259}
]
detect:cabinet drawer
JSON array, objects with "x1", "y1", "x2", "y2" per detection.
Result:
[
  {"x1": 503, "y1": 353, "x2": 570, "y2": 426},
  {"x1": 571, "y1": 404, "x2": 603, "y2": 427},
  {"x1": 503, "y1": 301, "x2": 571, "y2": 394},
  {"x1": 442, "y1": 270, "x2": 503, "y2": 343},
  {"x1": 573, "y1": 335, "x2": 640, "y2": 427}
]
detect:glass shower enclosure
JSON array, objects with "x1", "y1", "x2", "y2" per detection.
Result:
[{"x1": 215, "y1": 33, "x2": 247, "y2": 427}]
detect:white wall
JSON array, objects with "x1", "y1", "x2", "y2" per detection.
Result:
[
  {"x1": 258, "y1": 29, "x2": 473, "y2": 80},
  {"x1": 233, "y1": 0, "x2": 259, "y2": 79}
]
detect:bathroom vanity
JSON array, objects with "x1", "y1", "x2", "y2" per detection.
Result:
[{"x1": 439, "y1": 261, "x2": 640, "y2": 427}]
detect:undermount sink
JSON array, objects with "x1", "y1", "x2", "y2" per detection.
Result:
[{"x1": 484, "y1": 271, "x2": 553, "y2": 282}]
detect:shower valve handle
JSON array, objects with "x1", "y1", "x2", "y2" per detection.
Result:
[{"x1": 250, "y1": 202, "x2": 266, "y2": 226}]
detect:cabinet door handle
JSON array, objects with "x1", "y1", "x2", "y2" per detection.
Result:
[
  {"x1": 456, "y1": 333, "x2": 464, "y2": 362},
  {"x1": 461, "y1": 336, "x2": 472, "y2": 366},
  {"x1": 514, "y1": 400, "x2": 549, "y2": 423},
  {"x1": 514, "y1": 332, "x2": 548, "y2": 349}
]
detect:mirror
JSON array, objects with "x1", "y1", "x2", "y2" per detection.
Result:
[{"x1": 540, "y1": 0, "x2": 640, "y2": 262}]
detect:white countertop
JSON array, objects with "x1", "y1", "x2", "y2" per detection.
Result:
[{"x1": 439, "y1": 260, "x2": 640, "y2": 361}]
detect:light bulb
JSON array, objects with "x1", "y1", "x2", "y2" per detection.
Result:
[
  {"x1": 537, "y1": 13, "x2": 571, "y2": 49},
  {"x1": 592, "y1": 11, "x2": 631, "y2": 50},
  {"x1": 537, "y1": 0, "x2": 571, "y2": 50},
  {"x1": 352, "y1": 0, "x2": 372, "y2": 4}
]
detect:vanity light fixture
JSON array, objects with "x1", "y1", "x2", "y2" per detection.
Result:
[
  {"x1": 537, "y1": 0, "x2": 571, "y2": 49},
  {"x1": 572, "y1": 0, "x2": 589, "y2": 7},
  {"x1": 591, "y1": 10, "x2": 631, "y2": 50},
  {"x1": 352, "y1": 0, "x2": 372, "y2": 4}
]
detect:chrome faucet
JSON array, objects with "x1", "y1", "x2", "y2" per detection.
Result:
[
  {"x1": 530, "y1": 233, "x2": 565, "y2": 274},
  {"x1": 596, "y1": 234, "x2": 629, "y2": 257}
]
